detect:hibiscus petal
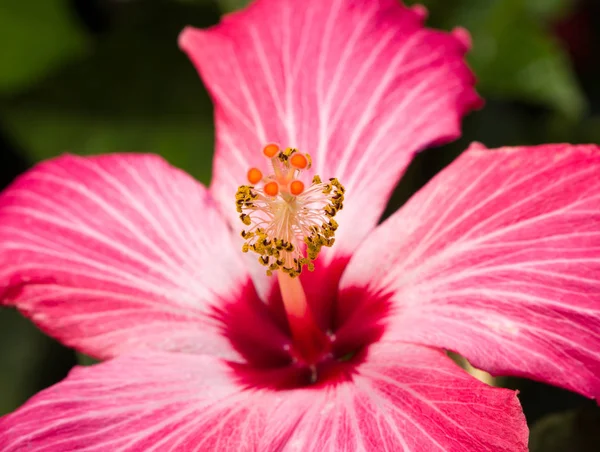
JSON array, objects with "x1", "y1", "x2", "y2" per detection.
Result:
[
  {"x1": 341, "y1": 143, "x2": 600, "y2": 398},
  {"x1": 179, "y1": 0, "x2": 481, "y2": 260},
  {"x1": 0, "y1": 154, "x2": 251, "y2": 360},
  {"x1": 0, "y1": 353, "x2": 295, "y2": 451},
  {"x1": 0, "y1": 345, "x2": 527, "y2": 451},
  {"x1": 277, "y1": 342, "x2": 527, "y2": 451}
]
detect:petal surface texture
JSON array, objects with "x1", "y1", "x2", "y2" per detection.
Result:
[
  {"x1": 0, "y1": 343, "x2": 527, "y2": 451},
  {"x1": 0, "y1": 154, "x2": 250, "y2": 360},
  {"x1": 180, "y1": 0, "x2": 481, "y2": 260},
  {"x1": 342, "y1": 144, "x2": 600, "y2": 398}
]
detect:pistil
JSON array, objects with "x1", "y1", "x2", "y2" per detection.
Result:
[{"x1": 235, "y1": 143, "x2": 345, "y2": 366}]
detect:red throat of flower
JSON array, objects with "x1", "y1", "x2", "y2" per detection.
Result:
[{"x1": 235, "y1": 144, "x2": 345, "y2": 366}]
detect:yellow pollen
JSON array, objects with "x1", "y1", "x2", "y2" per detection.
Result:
[{"x1": 235, "y1": 144, "x2": 345, "y2": 278}]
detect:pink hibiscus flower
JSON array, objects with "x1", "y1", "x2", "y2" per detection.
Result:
[{"x1": 1, "y1": 0, "x2": 599, "y2": 450}]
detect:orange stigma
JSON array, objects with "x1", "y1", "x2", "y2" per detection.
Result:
[
  {"x1": 290, "y1": 152, "x2": 309, "y2": 170},
  {"x1": 247, "y1": 168, "x2": 263, "y2": 185},
  {"x1": 263, "y1": 181, "x2": 279, "y2": 197},
  {"x1": 289, "y1": 180, "x2": 305, "y2": 195},
  {"x1": 263, "y1": 143, "x2": 280, "y2": 158}
]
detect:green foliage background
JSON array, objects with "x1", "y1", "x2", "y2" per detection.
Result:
[{"x1": 1, "y1": 0, "x2": 599, "y2": 448}]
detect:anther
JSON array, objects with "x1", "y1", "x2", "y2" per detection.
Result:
[
  {"x1": 289, "y1": 180, "x2": 305, "y2": 196},
  {"x1": 263, "y1": 143, "x2": 280, "y2": 158},
  {"x1": 290, "y1": 152, "x2": 309, "y2": 170},
  {"x1": 247, "y1": 167, "x2": 263, "y2": 184},
  {"x1": 264, "y1": 181, "x2": 279, "y2": 197}
]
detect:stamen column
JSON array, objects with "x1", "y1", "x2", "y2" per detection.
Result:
[{"x1": 278, "y1": 272, "x2": 329, "y2": 364}]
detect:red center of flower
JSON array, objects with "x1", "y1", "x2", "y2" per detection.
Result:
[{"x1": 222, "y1": 273, "x2": 391, "y2": 389}]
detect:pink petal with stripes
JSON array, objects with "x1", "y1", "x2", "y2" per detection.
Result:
[
  {"x1": 179, "y1": 0, "x2": 481, "y2": 263},
  {"x1": 0, "y1": 154, "x2": 252, "y2": 360},
  {"x1": 0, "y1": 343, "x2": 527, "y2": 451},
  {"x1": 341, "y1": 143, "x2": 600, "y2": 398}
]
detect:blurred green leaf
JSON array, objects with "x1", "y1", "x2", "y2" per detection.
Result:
[
  {"x1": 409, "y1": 0, "x2": 585, "y2": 119},
  {"x1": 2, "y1": 0, "x2": 220, "y2": 183},
  {"x1": 580, "y1": 117, "x2": 600, "y2": 144},
  {"x1": 217, "y1": 0, "x2": 252, "y2": 12},
  {"x1": 76, "y1": 352, "x2": 99, "y2": 366},
  {"x1": 529, "y1": 407, "x2": 600, "y2": 452},
  {"x1": 0, "y1": 0, "x2": 89, "y2": 94},
  {"x1": 5, "y1": 109, "x2": 215, "y2": 184},
  {"x1": 175, "y1": 0, "x2": 215, "y2": 4},
  {"x1": 525, "y1": 0, "x2": 571, "y2": 20},
  {"x1": 0, "y1": 308, "x2": 76, "y2": 415}
]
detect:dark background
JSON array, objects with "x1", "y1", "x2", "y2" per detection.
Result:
[{"x1": 1, "y1": 0, "x2": 599, "y2": 449}]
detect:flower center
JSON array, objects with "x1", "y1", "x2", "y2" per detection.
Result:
[
  {"x1": 235, "y1": 144, "x2": 345, "y2": 368},
  {"x1": 235, "y1": 144, "x2": 344, "y2": 278}
]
